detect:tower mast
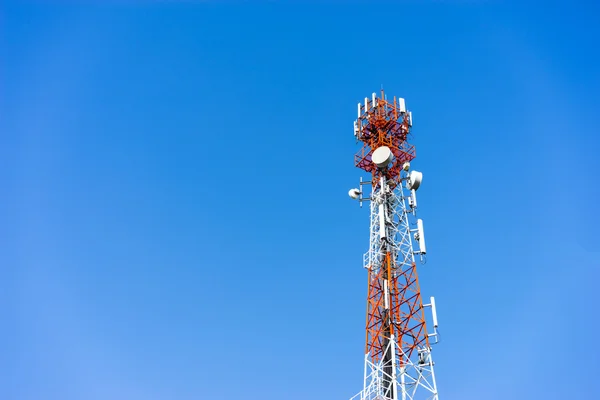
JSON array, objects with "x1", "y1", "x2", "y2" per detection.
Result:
[{"x1": 349, "y1": 90, "x2": 440, "y2": 400}]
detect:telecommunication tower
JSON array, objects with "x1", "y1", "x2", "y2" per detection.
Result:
[{"x1": 348, "y1": 90, "x2": 440, "y2": 400}]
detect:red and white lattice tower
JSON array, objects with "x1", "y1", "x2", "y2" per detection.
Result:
[{"x1": 348, "y1": 90, "x2": 440, "y2": 400}]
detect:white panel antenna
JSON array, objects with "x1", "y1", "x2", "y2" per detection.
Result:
[
  {"x1": 408, "y1": 189, "x2": 417, "y2": 210},
  {"x1": 398, "y1": 98, "x2": 406, "y2": 113},
  {"x1": 430, "y1": 296, "x2": 438, "y2": 328},
  {"x1": 379, "y1": 204, "x2": 386, "y2": 240},
  {"x1": 416, "y1": 219, "x2": 426, "y2": 254}
]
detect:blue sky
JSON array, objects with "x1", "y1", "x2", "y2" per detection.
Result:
[{"x1": 2, "y1": 2, "x2": 600, "y2": 399}]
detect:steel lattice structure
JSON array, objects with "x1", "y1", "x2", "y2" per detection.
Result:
[{"x1": 349, "y1": 91, "x2": 440, "y2": 400}]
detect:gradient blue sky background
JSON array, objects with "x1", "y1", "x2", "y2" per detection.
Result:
[{"x1": 2, "y1": 2, "x2": 600, "y2": 399}]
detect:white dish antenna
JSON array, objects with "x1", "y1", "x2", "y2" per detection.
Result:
[
  {"x1": 371, "y1": 146, "x2": 393, "y2": 169},
  {"x1": 348, "y1": 188, "x2": 361, "y2": 199},
  {"x1": 406, "y1": 170, "x2": 423, "y2": 190}
]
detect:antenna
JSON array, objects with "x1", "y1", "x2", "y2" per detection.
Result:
[
  {"x1": 379, "y1": 202, "x2": 386, "y2": 240},
  {"x1": 416, "y1": 218, "x2": 427, "y2": 254},
  {"x1": 430, "y1": 296, "x2": 438, "y2": 328},
  {"x1": 398, "y1": 97, "x2": 406, "y2": 113},
  {"x1": 348, "y1": 188, "x2": 361, "y2": 199},
  {"x1": 372, "y1": 146, "x2": 393, "y2": 169},
  {"x1": 406, "y1": 170, "x2": 423, "y2": 191}
]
